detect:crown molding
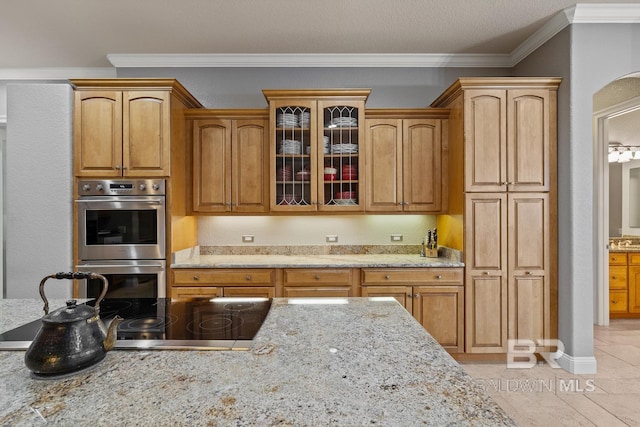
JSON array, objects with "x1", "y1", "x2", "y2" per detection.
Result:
[
  {"x1": 107, "y1": 53, "x2": 513, "y2": 68},
  {"x1": 510, "y1": 3, "x2": 640, "y2": 66},
  {"x1": 0, "y1": 68, "x2": 116, "y2": 80}
]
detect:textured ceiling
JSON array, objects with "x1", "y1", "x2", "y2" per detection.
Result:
[{"x1": 1, "y1": 0, "x2": 639, "y2": 68}]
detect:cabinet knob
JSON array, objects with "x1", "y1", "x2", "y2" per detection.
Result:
[
  {"x1": 385, "y1": 275, "x2": 391, "y2": 280},
  {"x1": 435, "y1": 275, "x2": 442, "y2": 279},
  {"x1": 193, "y1": 275, "x2": 199, "y2": 281},
  {"x1": 245, "y1": 275, "x2": 252, "y2": 281},
  {"x1": 121, "y1": 166, "x2": 127, "y2": 170},
  {"x1": 414, "y1": 293, "x2": 420, "y2": 298},
  {"x1": 115, "y1": 165, "x2": 121, "y2": 170},
  {"x1": 525, "y1": 271, "x2": 532, "y2": 275},
  {"x1": 407, "y1": 293, "x2": 412, "y2": 298},
  {"x1": 612, "y1": 276, "x2": 617, "y2": 280},
  {"x1": 483, "y1": 271, "x2": 489, "y2": 275},
  {"x1": 315, "y1": 275, "x2": 321, "y2": 280},
  {"x1": 397, "y1": 202, "x2": 403, "y2": 206}
]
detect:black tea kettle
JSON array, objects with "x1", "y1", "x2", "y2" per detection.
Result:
[{"x1": 24, "y1": 272, "x2": 122, "y2": 377}]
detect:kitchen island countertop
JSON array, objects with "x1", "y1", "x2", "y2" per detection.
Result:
[{"x1": 0, "y1": 298, "x2": 512, "y2": 426}]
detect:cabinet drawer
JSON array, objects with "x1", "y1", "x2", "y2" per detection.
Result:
[
  {"x1": 609, "y1": 253, "x2": 628, "y2": 265},
  {"x1": 362, "y1": 268, "x2": 463, "y2": 284},
  {"x1": 609, "y1": 266, "x2": 628, "y2": 290},
  {"x1": 628, "y1": 253, "x2": 640, "y2": 265},
  {"x1": 173, "y1": 269, "x2": 275, "y2": 286},
  {"x1": 610, "y1": 290, "x2": 628, "y2": 313},
  {"x1": 171, "y1": 286, "x2": 222, "y2": 299},
  {"x1": 283, "y1": 269, "x2": 352, "y2": 286}
]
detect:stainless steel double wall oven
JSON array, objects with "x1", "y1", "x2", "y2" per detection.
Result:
[{"x1": 75, "y1": 179, "x2": 167, "y2": 298}]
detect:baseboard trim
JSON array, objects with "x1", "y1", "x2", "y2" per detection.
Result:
[{"x1": 558, "y1": 352, "x2": 597, "y2": 374}]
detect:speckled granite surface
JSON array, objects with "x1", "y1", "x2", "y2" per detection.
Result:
[
  {"x1": 0, "y1": 298, "x2": 512, "y2": 426},
  {"x1": 172, "y1": 246, "x2": 464, "y2": 268}
]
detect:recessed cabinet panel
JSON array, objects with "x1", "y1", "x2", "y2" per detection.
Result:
[
  {"x1": 74, "y1": 91, "x2": 123, "y2": 176},
  {"x1": 465, "y1": 194, "x2": 507, "y2": 271},
  {"x1": 403, "y1": 120, "x2": 441, "y2": 211},
  {"x1": 234, "y1": 120, "x2": 269, "y2": 212},
  {"x1": 509, "y1": 194, "x2": 548, "y2": 272},
  {"x1": 414, "y1": 286, "x2": 463, "y2": 349},
  {"x1": 365, "y1": 120, "x2": 402, "y2": 211},
  {"x1": 508, "y1": 90, "x2": 550, "y2": 191},
  {"x1": 123, "y1": 91, "x2": 171, "y2": 177},
  {"x1": 464, "y1": 90, "x2": 506, "y2": 192},
  {"x1": 194, "y1": 120, "x2": 231, "y2": 212},
  {"x1": 510, "y1": 276, "x2": 546, "y2": 343},
  {"x1": 467, "y1": 275, "x2": 507, "y2": 352}
]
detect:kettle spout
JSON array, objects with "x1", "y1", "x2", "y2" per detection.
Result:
[{"x1": 104, "y1": 316, "x2": 123, "y2": 351}]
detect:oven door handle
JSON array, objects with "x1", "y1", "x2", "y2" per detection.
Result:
[
  {"x1": 75, "y1": 198, "x2": 163, "y2": 205},
  {"x1": 76, "y1": 262, "x2": 165, "y2": 269}
]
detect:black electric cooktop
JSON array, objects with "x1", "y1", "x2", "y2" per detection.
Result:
[{"x1": 0, "y1": 298, "x2": 272, "y2": 351}]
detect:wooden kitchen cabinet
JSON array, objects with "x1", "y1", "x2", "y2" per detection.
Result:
[
  {"x1": 432, "y1": 78, "x2": 560, "y2": 355},
  {"x1": 73, "y1": 84, "x2": 179, "y2": 177},
  {"x1": 172, "y1": 269, "x2": 276, "y2": 299},
  {"x1": 188, "y1": 110, "x2": 269, "y2": 213},
  {"x1": 263, "y1": 89, "x2": 370, "y2": 212},
  {"x1": 364, "y1": 110, "x2": 448, "y2": 212},
  {"x1": 605, "y1": 252, "x2": 640, "y2": 317},
  {"x1": 360, "y1": 268, "x2": 464, "y2": 353},
  {"x1": 456, "y1": 87, "x2": 553, "y2": 193},
  {"x1": 281, "y1": 268, "x2": 358, "y2": 297}
]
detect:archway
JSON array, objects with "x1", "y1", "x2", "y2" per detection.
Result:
[{"x1": 594, "y1": 72, "x2": 640, "y2": 326}]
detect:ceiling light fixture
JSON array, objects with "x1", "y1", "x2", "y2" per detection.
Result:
[{"x1": 608, "y1": 143, "x2": 640, "y2": 163}]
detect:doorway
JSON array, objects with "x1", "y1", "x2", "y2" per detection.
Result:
[{"x1": 594, "y1": 73, "x2": 640, "y2": 325}]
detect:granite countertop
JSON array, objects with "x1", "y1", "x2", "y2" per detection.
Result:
[
  {"x1": 172, "y1": 253, "x2": 464, "y2": 269},
  {"x1": 0, "y1": 298, "x2": 512, "y2": 426}
]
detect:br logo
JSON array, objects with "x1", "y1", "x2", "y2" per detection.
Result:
[{"x1": 507, "y1": 339, "x2": 565, "y2": 369}]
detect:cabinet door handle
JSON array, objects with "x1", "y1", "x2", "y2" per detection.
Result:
[
  {"x1": 193, "y1": 275, "x2": 199, "y2": 281},
  {"x1": 245, "y1": 275, "x2": 252, "y2": 281}
]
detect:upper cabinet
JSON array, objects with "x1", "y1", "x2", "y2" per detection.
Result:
[
  {"x1": 188, "y1": 110, "x2": 269, "y2": 213},
  {"x1": 364, "y1": 109, "x2": 449, "y2": 213},
  {"x1": 71, "y1": 79, "x2": 201, "y2": 178},
  {"x1": 263, "y1": 89, "x2": 370, "y2": 212},
  {"x1": 433, "y1": 79, "x2": 558, "y2": 193}
]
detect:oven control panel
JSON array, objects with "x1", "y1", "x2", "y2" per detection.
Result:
[{"x1": 78, "y1": 179, "x2": 165, "y2": 196}]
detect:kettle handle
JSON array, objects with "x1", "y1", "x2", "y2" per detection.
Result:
[{"x1": 38, "y1": 272, "x2": 109, "y2": 315}]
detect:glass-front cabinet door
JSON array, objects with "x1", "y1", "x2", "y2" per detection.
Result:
[
  {"x1": 270, "y1": 99, "x2": 317, "y2": 212},
  {"x1": 265, "y1": 89, "x2": 370, "y2": 212},
  {"x1": 317, "y1": 100, "x2": 365, "y2": 211}
]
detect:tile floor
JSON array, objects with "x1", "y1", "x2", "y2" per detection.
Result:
[{"x1": 461, "y1": 319, "x2": 640, "y2": 426}]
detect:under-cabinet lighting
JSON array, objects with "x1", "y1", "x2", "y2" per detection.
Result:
[{"x1": 287, "y1": 298, "x2": 349, "y2": 305}]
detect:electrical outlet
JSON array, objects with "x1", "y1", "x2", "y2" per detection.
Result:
[
  {"x1": 326, "y1": 235, "x2": 338, "y2": 243},
  {"x1": 391, "y1": 234, "x2": 403, "y2": 242},
  {"x1": 242, "y1": 235, "x2": 254, "y2": 243}
]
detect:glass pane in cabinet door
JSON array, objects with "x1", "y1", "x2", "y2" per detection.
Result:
[
  {"x1": 274, "y1": 106, "x2": 312, "y2": 207},
  {"x1": 322, "y1": 105, "x2": 359, "y2": 206}
]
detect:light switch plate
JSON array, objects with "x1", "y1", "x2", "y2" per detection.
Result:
[
  {"x1": 242, "y1": 235, "x2": 254, "y2": 243},
  {"x1": 391, "y1": 234, "x2": 403, "y2": 242},
  {"x1": 326, "y1": 235, "x2": 338, "y2": 243}
]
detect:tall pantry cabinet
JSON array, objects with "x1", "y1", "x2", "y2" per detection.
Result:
[{"x1": 432, "y1": 77, "x2": 561, "y2": 354}]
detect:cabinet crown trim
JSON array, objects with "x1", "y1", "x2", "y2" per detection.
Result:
[
  {"x1": 365, "y1": 108, "x2": 451, "y2": 119},
  {"x1": 263, "y1": 88, "x2": 371, "y2": 101},
  {"x1": 430, "y1": 77, "x2": 563, "y2": 108},
  {"x1": 69, "y1": 78, "x2": 203, "y2": 108}
]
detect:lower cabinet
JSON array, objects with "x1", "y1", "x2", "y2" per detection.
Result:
[
  {"x1": 281, "y1": 268, "x2": 358, "y2": 297},
  {"x1": 172, "y1": 269, "x2": 276, "y2": 299},
  {"x1": 608, "y1": 252, "x2": 640, "y2": 317},
  {"x1": 360, "y1": 268, "x2": 464, "y2": 353}
]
